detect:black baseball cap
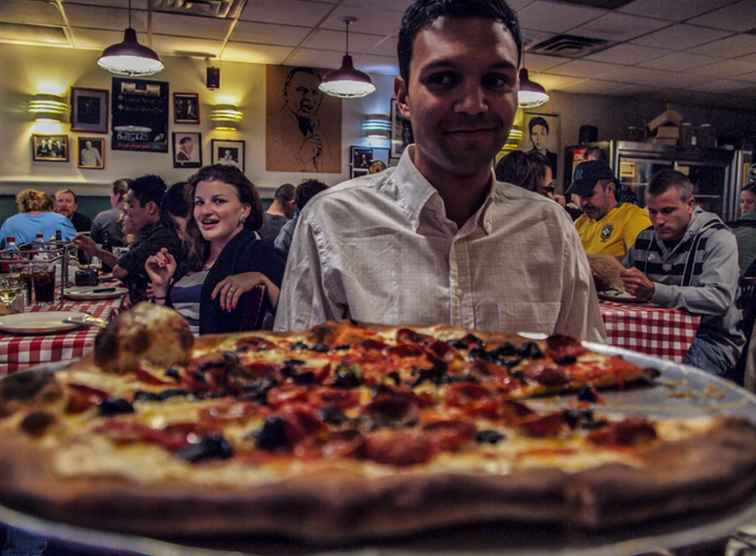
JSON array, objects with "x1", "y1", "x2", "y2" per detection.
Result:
[{"x1": 568, "y1": 160, "x2": 615, "y2": 197}]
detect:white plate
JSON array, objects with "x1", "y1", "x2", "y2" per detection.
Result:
[
  {"x1": 0, "y1": 311, "x2": 88, "y2": 334},
  {"x1": 64, "y1": 286, "x2": 127, "y2": 301}
]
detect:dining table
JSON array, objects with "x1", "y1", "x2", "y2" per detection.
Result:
[
  {"x1": 0, "y1": 294, "x2": 124, "y2": 376},
  {"x1": 599, "y1": 299, "x2": 702, "y2": 362}
]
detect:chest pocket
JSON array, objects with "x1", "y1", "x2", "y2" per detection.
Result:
[{"x1": 497, "y1": 301, "x2": 561, "y2": 335}]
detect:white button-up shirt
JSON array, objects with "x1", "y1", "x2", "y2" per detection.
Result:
[{"x1": 274, "y1": 147, "x2": 606, "y2": 342}]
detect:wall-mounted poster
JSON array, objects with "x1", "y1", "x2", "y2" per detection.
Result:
[
  {"x1": 71, "y1": 88, "x2": 109, "y2": 133},
  {"x1": 173, "y1": 132, "x2": 202, "y2": 169},
  {"x1": 390, "y1": 98, "x2": 413, "y2": 159},
  {"x1": 519, "y1": 112, "x2": 560, "y2": 182},
  {"x1": 174, "y1": 92, "x2": 200, "y2": 124},
  {"x1": 111, "y1": 78, "x2": 169, "y2": 152},
  {"x1": 349, "y1": 146, "x2": 390, "y2": 178},
  {"x1": 212, "y1": 139, "x2": 245, "y2": 172},
  {"x1": 266, "y1": 65, "x2": 341, "y2": 173},
  {"x1": 77, "y1": 137, "x2": 105, "y2": 169},
  {"x1": 32, "y1": 135, "x2": 68, "y2": 162}
]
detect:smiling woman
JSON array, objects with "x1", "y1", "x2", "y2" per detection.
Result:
[{"x1": 145, "y1": 164, "x2": 285, "y2": 335}]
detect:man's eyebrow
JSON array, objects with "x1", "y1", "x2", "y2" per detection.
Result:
[{"x1": 420, "y1": 60, "x2": 517, "y2": 73}]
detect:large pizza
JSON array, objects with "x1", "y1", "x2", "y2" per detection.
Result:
[{"x1": 0, "y1": 303, "x2": 755, "y2": 543}]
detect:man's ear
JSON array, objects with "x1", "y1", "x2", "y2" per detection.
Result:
[
  {"x1": 394, "y1": 76, "x2": 410, "y2": 119},
  {"x1": 147, "y1": 201, "x2": 160, "y2": 217}
]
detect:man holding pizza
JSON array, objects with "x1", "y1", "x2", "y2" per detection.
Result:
[{"x1": 275, "y1": 0, "x2": 605, "y2": 342}]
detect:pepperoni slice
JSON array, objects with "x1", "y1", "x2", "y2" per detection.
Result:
[
  {"x1": 267, "y1": 384, "x2": 310, "y2": 407},
  {"x1": 311, "y1": 387, "x2": 360, "y2": 410},
  {"x1": 235, "y1": 336, "x2": 275, "y2": 352},
  {"x1": 545, "y1": 334, "x2": 586, "y2": 361},
  {"x1": 422, "y1": 420, "x2": 476, "y2": 452},
  {"x1": 66, "y1": 383, "x2": 109, "y2": 414},
  {"x1": 95, "y1": 421, "x2": 212, "y2": 452},
  {"x1": 279, "y1": 404, "x2": 324, "y2": 443},
  {"x1": 388, "y1": 344, "x2": 425, "y2": 357},
  {"x1": 134, "y1": 368, "x2": 172, "y2": 386},
  {"x1": 396, "y1": 328, "x2": 434, "y2": 346},
  {"x1": 315, "y1": 430, "x2": 365, "y2": 459},
  {"x1": 362, "y1": 394, "x2": 418, "y2": 428},
  {"x1": 517, "y1": 412, "x2": 567, "y2": 438},
  {"x1": 199, "y1": 401, "x2": 263, "y2": 424},
  {"x1": 363, "y1": 430, "x2": 434, "y2": 466},
  {"x1": 588, "y1": 417, "x2": 657, "y2": 447}
]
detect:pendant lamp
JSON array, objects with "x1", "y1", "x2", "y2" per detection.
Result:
[
  {"x1": 97, "y1": 0, "x2": 164, "y2": 77},
  {"x1": 518, "y1": 68, "x2": 549, "y2": 109},
  {"x1": 319, "y1": 17, "x2": 376, "y2": 99}
]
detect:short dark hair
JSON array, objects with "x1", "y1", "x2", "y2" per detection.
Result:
[
  {"x1": 397, "y1": 0, "x2": 522, "y2": 83},
  {"x1": 274, "y1": 183, "x2": 295, "y2": 203},
  {"x1": 648, "y1": 169, "x2": 693, "y2": 201},
  {"x1": 528, "y1": 116, "x2": 549, "y2": 135},
  {"x1": 494, "y1": 150, "x2": 548, "y2": 190},
  {"x1": 179, "y1": 136, "x2": 192, "y2": 145},
  {"x1": 129, "y1": 175, "x2": 167, "y2": 209},
  {"x1": 295, "y1": 179, "x2": 328, "y2": 210},
  {"x1": 112, "y1": 178, "x2": 131, "y2": 199},
  {"x1": 743, "y1": 181, "x2": 756, "y2": 195},
  {"x1": 162, "y1": 182, "x2": 191, "y2": 219}
]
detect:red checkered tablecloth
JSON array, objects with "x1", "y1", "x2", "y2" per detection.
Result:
[
  {"x1": 0, "y1": 297, "x2": 123, "y2": 375},
  {"x1": 600, "y1": 301, "x2": 702, "y2": 362}
]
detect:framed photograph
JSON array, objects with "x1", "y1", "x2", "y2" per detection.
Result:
[
  {"x1": 32, "y1": 134, "x2": 69, "y2": 162},
  {"x1": 77, "y1": 136, "x2": 105, "y2": 169},
  {"x1": 173, "y1": 132, "x2": 202, "y2": 169},
  {"x1": 349, "y1": 146, "x2": 390, "y2": 178},
  {"x1": 174, "y1": 92, "x2": 200, "y2": 124},
  {"x1": 390, "y1": 98, "x2": 413, "y2": 159},
  {"x1": 519, "y1": 112, "x2": 561, "y2": 183},
  {"x1": 211, "y1": 139, "x2": 245, "y2": 172},
  {"x1": 71, "y1": 87, "x2": 109, "y2": 133}
]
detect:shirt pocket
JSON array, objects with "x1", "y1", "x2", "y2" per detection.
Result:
[{"x1": 497, "y1": 301, "x2": 561, "y2": 335}]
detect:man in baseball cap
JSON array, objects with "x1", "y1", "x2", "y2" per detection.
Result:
[{"x1": 570, "y1": 160, "x2": 651, "y2": 258}]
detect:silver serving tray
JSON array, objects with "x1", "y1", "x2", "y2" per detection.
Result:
[{"x1": 2, "y1": 343, "x2": 756, "y2": 556}]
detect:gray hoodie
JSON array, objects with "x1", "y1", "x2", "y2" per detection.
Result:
[{"x1": 625, "y1": 208, "x2": 744, "y2": 368}]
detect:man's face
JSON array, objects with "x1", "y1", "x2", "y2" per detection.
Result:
[
  {"x1": 579, "y1": 181, "x2": 613, "y2": 220},
  {"x1": 180, "y1": 139, "x2": 194, "y2": 154},
  {"x1": 286, "y1": 71, "x2": 323, "y2": 118},
  {"x1": 530, "y1": 124, "x2": 548, "y2": 151},
  {"x1": 647, "y1": 187, "x2": 694, "y2": 242},
  {"x1": 85, "y1": 141, "x2": 93, "y2": 149},
  {"x1": 55, "y1": 192, "x2": 76, "y2": 218},
  {"x1": 395, "y1": 17, "x2": 518, "y2": 182},
  {"x1": 535, "y1": 165, "x2": 554, "y2": 198},
  {"x1": 740, "y1": 190, "x2": 756, "y2": 216},
  {"x1": 123, "y1": 191, "x2": 152, "y2": 233}
]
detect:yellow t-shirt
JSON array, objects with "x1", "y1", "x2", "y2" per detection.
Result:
[{"x1": 575, "y1": 203, "x2": 651, "y2": 257}]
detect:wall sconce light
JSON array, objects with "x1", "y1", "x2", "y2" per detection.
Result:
[
  {"x1": 210, "y1": 105, "x2": 242, "y2": 131},
  {"x1": 28, "y1": 94, "x2": 68, "y2": 121},
  {"x1": 361, "y1": 114, "x2": 391, "y2": 139}
]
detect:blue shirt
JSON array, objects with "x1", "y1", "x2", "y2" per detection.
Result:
[{"x1": 0, "y1": 212, "x2": 76, "y2": 246}]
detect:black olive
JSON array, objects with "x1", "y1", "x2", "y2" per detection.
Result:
[
  {"x1": 334, "y1": 344, "x2": 351, "y2": 351},
  {"x1": 577, "y1": 385, "x2": 599, "y2": 403},
  {"x1": 238, "y1": 377, "x2": 278, "y2": 404},
  {"x1": 387, "y1": 371, "x2": 401, "y2": 386},
  {"x1": 284, "y1": 359, "x2": 306, "y2": 367},
  {"x1": 290, "y1": 342, "x2": 308, "y2": 350},
  {"x1": 164, "y1": 368, "x2": 180, "y2": 380},
  {"x1": 333, "y1": 364, "x2": 362, "y2": 389},
  {"x1": 176, "y1": 435, "x2": 234, "y2": 463},
  {"x1": 450, "y1": 339, "x2": 468, "y2": 349},
  {"x1": 254, "y1": 416, "x2": 289, "y2": 450},
  {"x1": 20, "y1": 411, "x2": 54, "y2": 436},
  {"x1": 520, "y1": 342, "x2": 544, "y2": 359},
  {"x1": 192, "y1": 390, "x2": 227, "y2": 400},
  {"x1": 492, "y1": 342, "x2": 518, "y2": 357},
  {"x1": 446, "y1": 374, "x2": 480, "y2": 384},
  {"x1": 158, "y1": 388, "x2": 190, "y2": 401},
  {"x1": 98, "y1": 398, "x2": 134, "y2": 417},
  {"x1": 411, "y1": 365, "x2": 447, "y2": 387},
  {"x1": 475, "y1": 430, "x2": 505, "y2": 444},
  {"x1": 555, "y1": 355, "x2": 578, "y2": 365},
  {"x1": 562, "y1": 409, "x2": 596, "y2": 429},
  {"x1": 469, "y1": 347, "x2": 495, "y2": 362},
  {"x1": 192, "y1": 371, "x2": 207, "y2": 383},
  {"x1": 133, "y1": 390, "x2": 162, "y2": 402},
  {"x1": 292, "y1": 371, "x2": 315, "y2": 385},
  {"x1": 320, "y1": 406, "x2": 347, "y2": 425},
  {"x1": 311, "y1": 343, "x2": 330, "y2": 353}
]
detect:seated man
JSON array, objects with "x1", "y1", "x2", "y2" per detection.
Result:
[
  {"x1": 621, "y1": 169, "x2": 744, "y2": 376},
  {"x1": 91, "y1": 178, "x2": 130, "y2": 247},
  {"x1": 730, "y1": 181, "x2": 756, "y2": 276},
  {"x1": 571, "y1": 160, "x2": 651, "y2": 258},
  {"x1": 76, "y1": 175, "x2": 182, "y2": 304},
  {"x1": 54, "y1": 189, "x2": 92, "y2": 232},
  {"x1": 274, "y1": 179, "x2": 328, "y2": 258},
  {"x1": 275, "y1": 0, "x2": 605, "y2": 342},
  {"x1": 258, "y1": 183, "x2": 295, "y2": 242}
]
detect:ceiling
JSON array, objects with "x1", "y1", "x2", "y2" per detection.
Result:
[{"x1": 1, "y1": 0, "x2": 756, "y2": 109}]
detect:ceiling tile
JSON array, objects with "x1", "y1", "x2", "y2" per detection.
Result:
[
  {"x1": 340, "y1": 0, "x2": 411, "y2": 12},
  {"x1": 630, "y1": 23, "x2": 731, "y2": 50},
  {"x1": 71, "y1": 27, "x2": 125, "y2": 50},
  {"x1": 585, "y1": 43, "x2": 668, "y2": 65},
  {"x1": 588, "y1": 65, "x2": 670, "y2": 84},
  {"x1": 151, "y1": 35, "x2": 220, "y2": 58},
  {"x1": 320, "y1": 5, "x2": 403, "y2": 35},
  {"x1": 0, "y1": 0, "x2": 62, "y2": 26},
  {"x1": 638, "y1": 51, "x2": 717, "y2": 70},
  {"x1": 232, "y1": 21, "x2": 310, "y2": 47},
  {"x1": 302, "y1": 29, "x2": 394, "y2": 56},
  {"x1": 65, "y1": 0, "x2": 148, "y2": 8},
  {"x1": 220, "y1": 42, "x2": 293, "y2": 65},
  {"x1": 549, "y1": 59, "x2": 619, "y2": 78},
  {"x1": 284, "y1": 48, "x2": 345, "y2": 69},
  {"x1": 618, "y1": 0, "x2": 736, "y2": 21},
  {"x1": 0, "y1": 21, "x2": 69, "y2": 46},
  {"x1": 688, "y1": 1, "x2": 756, "y2": 33},
  {"x1": 522, "y1": 53, "x2": 568, "y2": 71},
  {"x1": 560, "y1": 79, "x2": 645, "y2": 95},
  {"x1": 64, "y1": 4, "x2": 148, "y2": 32},
  {"x1": 739, "y1": 71, "x2": 756, "y2": 82},
  {"x1": 516, "y1": 1, "x2": 605, "y2": 33},
  {"x1": 241, "y1": 0, "x2": 335, "y2": 27},
  {"x1": 150, "y1": 12, "x2": 230, "y2": 39},
  {"x1": 352, "y1": 53, "x2": 398, "y2": 76},
  {"x1": 689, "y1": 79, "x2": 753, "y2": 92},
  {"x1": 572, "y1": 12, "x2": 670, "y2": 42},
  {"x1": 737, "y1": 53, "x2": 756, "y2": 64},
  {"x1": 530, "y1": 72, "x2": 586, "y2": 90},
  {"x1": 691, "y1": 58, "x2": 756, "y2": 78},
  {"x1": 689, "y1": 34, "x2": 756, "y2": 58},
  {"x1": 521, "y1": 28, "x2": 555, "y2": 50}
]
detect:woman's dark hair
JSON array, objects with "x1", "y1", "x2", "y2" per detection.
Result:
[
  {"x1": 185, "y1": 165, "x2": 263, "y2": 270},
  {"x1": 162, "y1": 182, "x2": 191, "y2": 219},
  {"x1": 295, "y1": 179, "x2": 329, "y2": 210},
  {"x1": 494, "y1": 150, "x2": 548, "y2": 191},
  {"x1": 397, "y1": 0, "x2": 522, "y2": 83}
]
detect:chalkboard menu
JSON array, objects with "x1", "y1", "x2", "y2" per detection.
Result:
[{"x1": 111, "y1": 78, "x2": 169, "y2": 152}]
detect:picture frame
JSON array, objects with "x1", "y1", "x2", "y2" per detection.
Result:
[
  {"x1": 174, "y1": 92, "x2": 200, "y2": 125},
  {"x1": 519, "y1": 111, "x2": 561, "y2": 184},
  {"x1": 77, "y1": 136, "x2": 105, "y2": 169},
  {"x1": 71, "y1": 87, "x2": 109, "y2": 133},
  {"x1": 211, "y1": 139, "x2": 245, "y2": 172},
  {"x1": 172, "y1": 132, "x2": 202, "y2": 169},
  {"x1": 390, "y1": 98, "x2": 413, "y2": 159},
  {"x1": 32, "y1": 134, "x2": 69, "y2": 162},
  {"x1": 349, "y1": 146, "x2": 390, "y2": 178}
]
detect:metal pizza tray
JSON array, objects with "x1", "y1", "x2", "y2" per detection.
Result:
[{"x1": 2, "y1": 344, "x2": 756, "y2": 556}]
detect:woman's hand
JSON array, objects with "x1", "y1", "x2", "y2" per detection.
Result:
[
  {"x1": 211, "y1": 272, "x2": 280, "y2": 312},
  {"x1": 145, "y1": 248, "x2": 177, "y2": 294}
]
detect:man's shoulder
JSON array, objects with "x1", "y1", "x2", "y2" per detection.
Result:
[
  {"x1": 617, "y1": 202, "x2": 649, "y2": 218},
  {"x1": 303, "y1": 172, "x2": 392, "y2": 216}
]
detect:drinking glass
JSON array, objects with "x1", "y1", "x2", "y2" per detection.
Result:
[{"x1": 32, "y1": 262, "x2": 56, "y2": 305}]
